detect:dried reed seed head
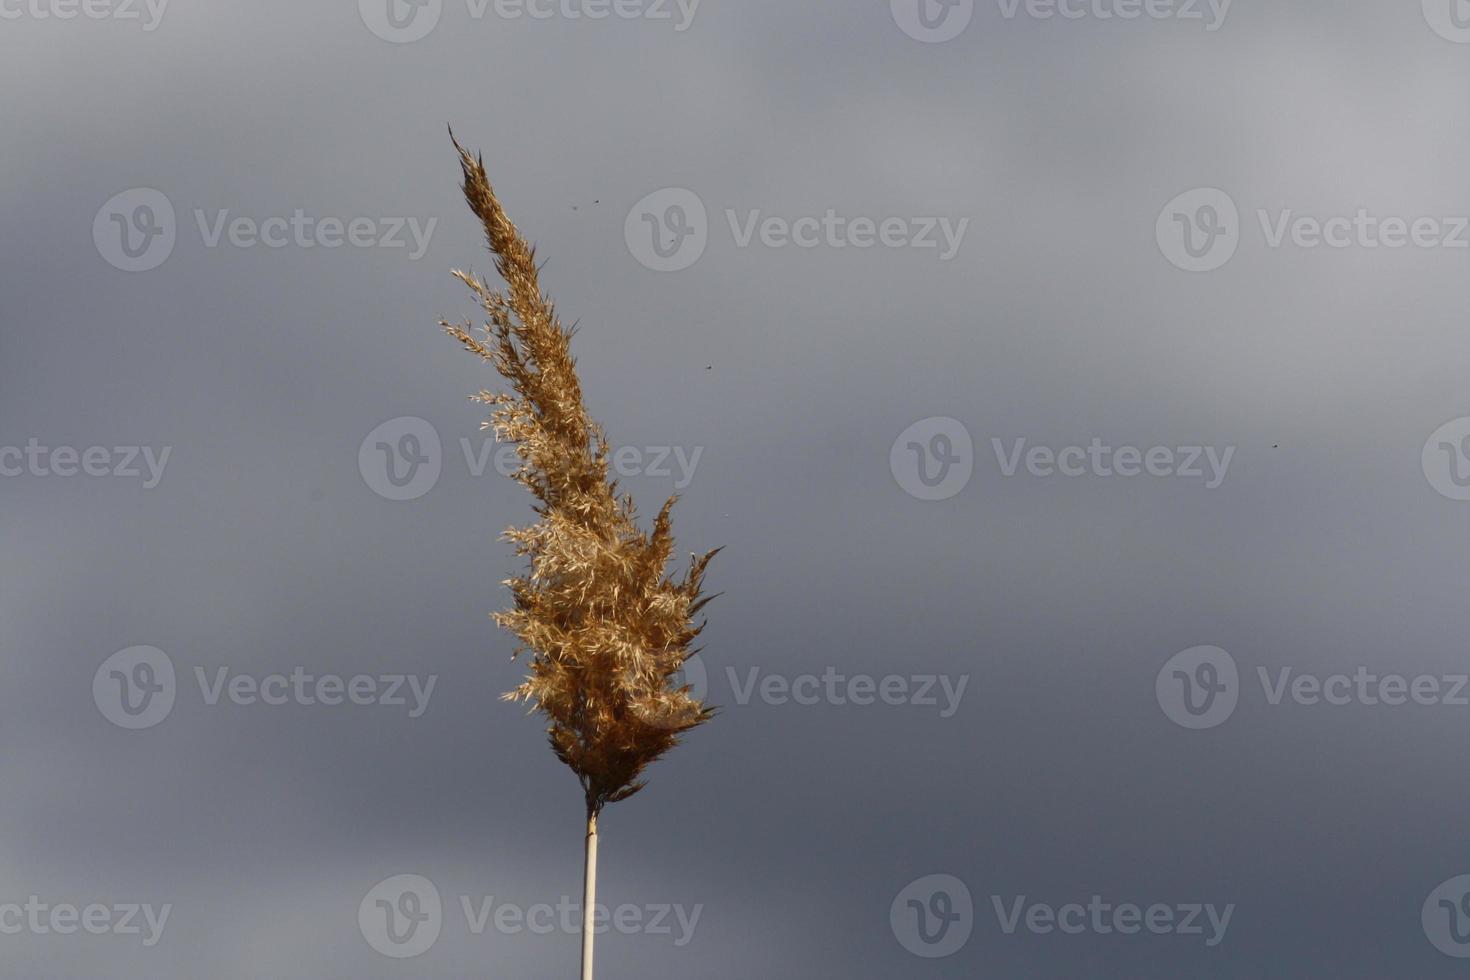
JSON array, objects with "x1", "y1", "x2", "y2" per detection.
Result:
[{"x1": 445, "y1": 131, "x2": 719, "y2": 816}]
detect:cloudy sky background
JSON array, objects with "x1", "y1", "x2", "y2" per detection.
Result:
[{"x1": 5, "y1": 0, "x2": 1470, "y2": 976}]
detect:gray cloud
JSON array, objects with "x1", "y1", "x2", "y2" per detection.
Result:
[{"x1": 4, "y1": 0, "x2": 1470, "y2": 975}]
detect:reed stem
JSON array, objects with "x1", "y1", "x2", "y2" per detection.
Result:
[{"x1": 581, "y1": 807, "x2": 599, "y2": 980}]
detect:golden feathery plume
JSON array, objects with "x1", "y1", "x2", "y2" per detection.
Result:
[
  {"x1": 442, "y1": 132, "x2": 719, "y2": 815},
  {"x1": 442, "y1": 131, "x2": 719, "y2": 978}
]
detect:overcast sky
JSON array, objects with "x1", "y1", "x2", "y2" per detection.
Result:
[{"x1": 6, "y1": 0, "x2": 1470, "y2": 976}]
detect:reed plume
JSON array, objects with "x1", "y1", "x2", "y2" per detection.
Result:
[{"x1": 441, "y1": 131, "x2": 719, "y2": 980}]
